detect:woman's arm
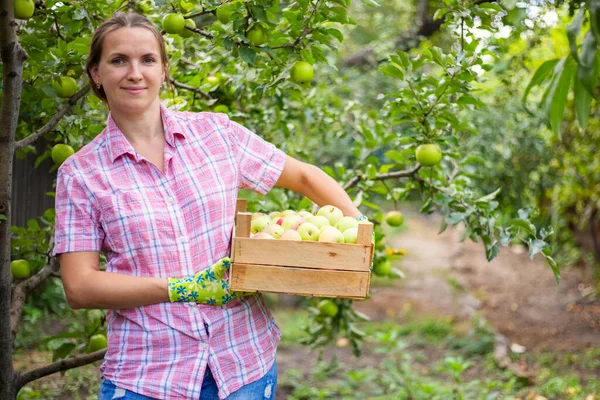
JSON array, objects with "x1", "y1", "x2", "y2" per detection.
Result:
[
  {"x1": 275, "y1": 156, "x2": 361, "y2": 218},
  {"x1": 60, "y1": 251, "x2": 169, "y2": 309}
]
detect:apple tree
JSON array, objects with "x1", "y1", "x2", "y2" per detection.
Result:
[{"x1": 0, "y1": 0, "x2": 561, "y2": 397}]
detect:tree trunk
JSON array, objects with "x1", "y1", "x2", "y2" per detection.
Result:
[{"x1": 0, "y1": 0, "x2": 27, "y2": 398}]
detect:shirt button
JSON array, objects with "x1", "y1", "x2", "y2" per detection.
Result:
[{"x1": 166, "y1": 196, "x2": 174, "y2": 203}]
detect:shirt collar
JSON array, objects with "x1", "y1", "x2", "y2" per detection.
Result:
[{"x1": 106, "y1": 103, "x2": 187, "y2": 163}]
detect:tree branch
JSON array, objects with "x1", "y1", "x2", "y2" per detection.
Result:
[
  {"x1": 344, "y1": 165, "x2": 421, "y2": 190},
  {"x1": 14, "y1": 349, "x2": 106, "y2": 391},
  {"x1": 10, "y1": 235, "x2": 59, "y2": 340},
  {"x1": 271, "y1": 0, "x2": 319, "y2": 49},
  {"x1": 170, "y1": 78, "x2": 212, "y2": 99},
  {"x1": 14, "y1": 84, "x2": 91, "y2": 151}
]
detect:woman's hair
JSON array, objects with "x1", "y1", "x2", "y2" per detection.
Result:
[{"x1": 86, "y1": 12, "x2": 169, "y2": 102}]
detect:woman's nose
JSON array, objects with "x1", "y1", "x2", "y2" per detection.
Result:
[{"x1": 127, "y1": 62, "x2": 143, "y2": 80}]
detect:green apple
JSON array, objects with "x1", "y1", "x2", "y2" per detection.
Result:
[
  {"x1": 51, "y1": 144, "x2": 75, "y2": 166},
  {"x1": 250, "y1": 216, "x2": 271, "y2": 234},
  {"x1": 216, "y1": 3, "x2": 235, "y2": 24},
  {"x1": 14, "y1": 0, "x2": 34, "y2": 19},
  {"x1": 290, "y1": 61, "x2": 314, "y2": 85},
  {"x1": 298, "y1": 211, "x2": 313, "y2": 219},
  {"x1": 179, "y1": 18, "x2": 196, "y2": 38},
  {"x1": 246, "y1": 26, "x2": 268, "y2": 46},
  {"x1": 10, "y1": 259, "x2": 30, "y2": 279},
  {"x1": 251, "y1": 212, "x2": 266, "y2": 221},
  {"x1": 297, "y1": 222, "x2": 320, "y2": 241},
  {"x1": 385, "y1": 210, "x2": 404, "y2": 227},
  {"x1": 318, "y1": 227, "x2": 344, "y2": 243},
  {"x1": 162, "y1": 13, "x2": 185, "y2": 34},
  {"x1": 88, "y1": 334, "x2": 108, "y2": 352},
  {"x1": 52, "y1": 76, "x2": 79, "y2": 98},
  {"x1": 263, "y1": 224, "x2": 285, "y2": 239},
  {"x1": 307, "y1": 215, "x2": 330, "y2": 229},
  {"x1": 318, "y1": 299, "x2": 339, "y2": 317},
  {"x1": 343, "y1": 228, "x2": 358, "y2": 244},
  {"x1": 280, "y1": 209, "x2": 297, "y2": 217},
  {"x1": 415, "y1": 143, "x2": 442, "y2": 167},
  {"x1": 282, "y1": 215, "x2": 304, "y2": 231},
  {"x1": 334, "y1": 216, "x2": 359, "y2": 233},
  {"x1": 317, "y1": 205, "x2": 344, "y2": 226},
  {"x1": 373, "y1": 260, "x2": 392, "y2": 277},
  {"x1": 280, "y1": 229, "x2": 302, "y2": 241}
]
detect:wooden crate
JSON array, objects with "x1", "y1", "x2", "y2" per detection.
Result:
[{"x1": 230, "y1": 199, "x2": 373, "y2": 299}]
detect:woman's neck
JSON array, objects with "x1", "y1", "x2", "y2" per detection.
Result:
[{"x1": 110, "y1": 101, "x2": 164, "y2": 146}]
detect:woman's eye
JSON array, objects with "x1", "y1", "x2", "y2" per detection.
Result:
[
  {"x1": 111, "y1": 58, "x2": 124, "y2": 64},
  {"x1": 144, "y1": 58, "x2": 155, "y2": 63}
]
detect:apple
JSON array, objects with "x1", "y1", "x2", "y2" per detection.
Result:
[
  {"x1": 318, "y1": 227, "x2": 344, "y2": 243},
  {"x1": 298, "y1": 211, "x2": 313, "y2": 219},
  {"x1": 252, "y1": 232, "x2": 275, "y2": 239},
  {"x1": 246, "y1": 25, "x2": 268, "y2": 46},
  {"x1": 251, "y1": 212, "x2": 266, "y2": 221},
  {"x1": 317, "y1": 205, "x2": 344, "y2": 226},
  {"x1": 385, "y1": 210, "x2": 404, "y2": 227},
  {"x1": 307, "y1": 215, "x2": 330, "y2": 229},
  {"x1": 14, "y1": 0, "x2": 34, "y2": 20},
  {"x1": 52, "y1": 76, "x2": 79, "y2": 98},
  {"x1": 216, "y1": 3, "x2": 236, "y2": 24},
  {"x1": 280, "y1": 229, "x2": 302, "y2": 241},
  {"x1": 263, "y1": 224, "x2": 284, "y2": 239},
  {"x1": 251, "y1": 216, "x2": 271, "y2": 234},
  {"x1": 343, "y1": 228, "x2": 358, "y2": 244},
  {"x1": 10, "y1": 259, "x2": 30, "y2": 279},
  {"x1": 297, "y1": 222, "x2": 320, "y2": 241},
  {"x1": 415, "y1": 143, "x2": 442, "y2": 167},
  {"x1": 290, "y1": 61, "x2": 314, "y2": 85},
  {"x1": 334, "y1": 216, "x2": 359, "y2": 233},
  {"x1": 88, "y1": 334, "x2": 108, "y2": 352},
  {"x1": 280, "y1": 209, "x2": 297, "y2": 217},
  {"x1": 320, "y1": 225, "x2": 335, "y2": 233},
  {"x1": 318, "y1": 299, "x2": 339, "y2": 317},
  {"x1": 51, "y1": 144, "x2": 75, "y2": 166},
  {"x1": 179, "y1": 18, "x2": 196, "y2": 38},
  {"x1": 281, "y1": 215, "x2": 304, "y2": 231},
  {"x1": 269, "y1": 211, "x2": 282, "y2": 219},
  {"x1": 373, "y1": 260, "x2": 392, "y2": 277},
  {"x1": 162, "y1": 13, "x2": 185, "y2": 35}
]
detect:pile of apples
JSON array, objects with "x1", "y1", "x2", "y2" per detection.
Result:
[{"x1": 249, "y1": 205, "x2": 363, "y2": 244}]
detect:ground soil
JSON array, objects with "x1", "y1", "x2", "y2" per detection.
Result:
[{"x1": 275, "y1": 212, "x2": 600, "y2": 398}]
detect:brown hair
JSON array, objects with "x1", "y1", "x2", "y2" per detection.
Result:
[{"x1": 86, "y1": 12, "x2": 169, "y2": 102}]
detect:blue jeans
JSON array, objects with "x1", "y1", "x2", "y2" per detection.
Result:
[{"x1": 98, "y1": 361, "x2": 277, "y2": 400}]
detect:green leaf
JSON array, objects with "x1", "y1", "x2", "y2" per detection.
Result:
[
  {"x1": 590, "y1": 0, "x2": 600, "y2": 43},
  {"x1": 574, "y1": 65, "x2": 593, "y2": 128},
  {"x1": 378, "y1": 63, "x2": 404, "y2": 80},
  {"x1": 544, "y1": 254, "x2": 560, "y2": 284},
  {"x1": 327, "y1": 28, "x2": 344, "y2": 42},
  {"x1": 576, "y1": 31, "x2": 598, "y2": 94},
  {"x1": 475, "y1": 188, "x2": 501, "y2": 204},
  {"x1": 456, "y1": 96, "x2": 485, "y2": 108},
  {"x1": 433, "y1": 8, "x2": 448, "y2": 21},
  {"x1": 522, "y1": 59, "x2": 559, "y2": 107},
  {"x1": 384, "y1": 150, "x2": 404, "y2": 163},
  {"x1": 528, "y1": 239, "x2": 547, "y2": 260},
  {"x1": 239, "y1": 45, "x2": 256, "y2": 65},
  {"x1": 543, "y1": 57, "x2": 574, "y2": 138},
  {"x1": 429, "y1": 47, "x2": 446, "y2": 67},
  {"x1": 509, "y1": 218, "x2": 536, "y2": 235},
  {"x1": 52, "y1": 342, "x2": 77, "y2": 362},
  {"x1": 566, "y1": 8, "x2": 585, "y2": 63}
]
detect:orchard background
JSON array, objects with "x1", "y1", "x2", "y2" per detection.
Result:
[{"x1": 1, "y1": 0, "x2": 600, "y2": 398}]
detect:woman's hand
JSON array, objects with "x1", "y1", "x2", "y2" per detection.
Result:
[{"x1": 168, "y1": 258, "x2": 252, "y2": 305}]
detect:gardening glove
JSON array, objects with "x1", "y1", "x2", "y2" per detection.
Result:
[
  {"x1": 168, "y1": 258, "x2": 252, "y2": 306},
  {"x1": 356, "y1": 215, "x2": 375, "y2": 270}
]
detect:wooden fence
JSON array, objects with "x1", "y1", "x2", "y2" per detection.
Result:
[{"x1": 11, "y1": 138, "x2": 56, "y2": 227}]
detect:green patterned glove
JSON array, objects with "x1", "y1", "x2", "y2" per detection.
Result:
[{"x1": 168, "y1": 258, "x2": 251, "y2": 306}]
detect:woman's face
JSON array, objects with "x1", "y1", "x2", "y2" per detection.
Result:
[{"x1": 91, "y1": 27, "x2": 165, "y2": 115}]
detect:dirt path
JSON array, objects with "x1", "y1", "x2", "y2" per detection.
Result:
[{"x1": 358, "y1": 211, "x2": 600, "y2": 352}]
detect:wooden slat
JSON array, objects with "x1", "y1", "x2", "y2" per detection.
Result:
[
  {"x1": 357, "y1": 222, "x2": 373, "y2": 245},
  {"x1": 230, "y1": 263, "x2": 369, "y2": 299},
  {"x1": 236, "y1": 212, "x2": 252, "y2": 238},
  {"x1": 232, "y1": 238, "x2": 371, "y2": 271}
]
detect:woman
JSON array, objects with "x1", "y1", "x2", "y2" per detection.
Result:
[{"x1": 54, "y1": 12, "x2": 362, "y2": 400}]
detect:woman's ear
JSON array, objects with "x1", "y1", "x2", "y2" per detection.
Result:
[{"x1": 90, "y1": 64, "x2": 100, "y2": 85}]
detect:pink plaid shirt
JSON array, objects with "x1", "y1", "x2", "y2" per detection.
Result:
[{"x1": 53, "y1": 104, "x2": 286, "y2": 399}]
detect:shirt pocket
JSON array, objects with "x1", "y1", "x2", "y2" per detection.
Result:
[{"x1": 98, "y1": 190, "x2": 161, "y2": 253}]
